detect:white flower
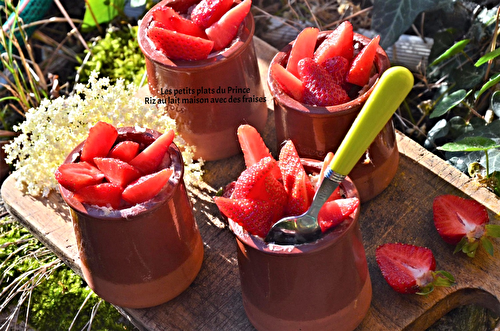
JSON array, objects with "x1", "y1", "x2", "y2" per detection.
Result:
[{"x1": 4, "y1": 74, "x2": 203, "y2": 196}]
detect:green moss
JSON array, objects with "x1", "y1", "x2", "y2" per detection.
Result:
[
  {"x1": 77, "y1": 25, "x2": 146, "y2": 86},
  {"x1": 0, "y1": 218, "x2": 136, "y2": 330}
]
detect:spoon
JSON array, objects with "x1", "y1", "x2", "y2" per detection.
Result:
[{"x1": 265, "y1": 66, "x2": 414, "y2": 245}]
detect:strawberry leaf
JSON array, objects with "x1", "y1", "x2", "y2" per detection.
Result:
[
  {"x1": 432, "y1": 270, "x2": 456, "y2": 287},
  {"x1": 481, "y1": 236, "x2": 494, "y2": 256},
  {"x1": 485, "y1": 224, "x2": 500, "y2": 238}
]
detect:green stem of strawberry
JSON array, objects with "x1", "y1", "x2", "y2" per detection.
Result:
[{"x1": 417, "y1": 270, "x2": 456, "y2": 295}]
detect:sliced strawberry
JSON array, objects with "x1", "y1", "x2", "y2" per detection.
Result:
[
  {"x1": 163, "y1": 0, "x2": 199, "y2": 14},
  {"x1": 55, "y1": 162, "x2": 105, "y2": 192},
  {"x1": 286, "y1": 27, "x2": 319, "y2": 78},
  {"x1": 107, "y1": 141, "x2": 140, "y2": 163},
  {"x1": 147, "y1": 26, "x2": 214, "y2": 61},
  {"x1": 214, "y1": 197, "x2": 274, "y2": 238},
  {"x1": 122, "y1": 168, "x2": 174, "y2": 205},
  {"x1": 298, "y1": 58, "x2": 350, "y2": 106},
  {"x1": 74, "y1": 182, "x2": 123, "y2": 209},
  {"x1": 432, "y1": 194, "x2": 500, "y2": 257},
  {"x1": 346, "y1": 35, "x2": 380, "y2": 87},
  {"x1": 375, "y1": 243, "x2": 455, "y2": 295},
  {"x1": 129, "y1": 129, "x2": 175, "y2": 175},
  {"x1": 231, "y1": 156, "x2": 278, "y2": 200},
  {"x1": 151, "y1": 6, "x2": 207, "y2": 38},
  {"x1": 237, "y1": 124, "x2": 273, "y2": 167},
  {"x1": 80, "y1": 121, "x2": 118, "y2": 164},
  {"x1": 313, "y1": 21, "x2": 354, "y2": 65},
  {"x1": 270, "y1": 62, "x2": 304, "y2": 102},
  {"x1": 191, "y1": 0, "x2": 233, "y2": 29},
  {"x1": 318, "y1": 197, "x2": 359, "y2": 232},
  {"x1": 205, "y1": 0, "x2": 251, "y2": 51},
  {"x1": 94, "y1": 157, "x2": 141, "y2": 187},
  {"x1": 322, "y1": 56, "x2": 349, "y2": 86}
]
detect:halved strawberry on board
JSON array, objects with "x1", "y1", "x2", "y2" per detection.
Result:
[
  {"x1": 270, "y1": 63, "x2": 304, "y2": 102},
  {"x1": 129, "y1": 129, "x2": 175, "y2": 175},
  {"x1": 214, "y1": 197, "x2": 274, "y2": 238},
  {"x1": 191, "y1": 0, "x2": 234, "y2": 29},
  {"x1": 318, "y1": 197, "x2": 359, "y2": 232},
  {"x1": 346, "y1": 35, "x2": 380, "y2": 87},
  {"x1": 55, "y1": 162, "x2": 105, "y2": 192},
  {"x1": 433, "y1": 194, "x2": 500, "y2": 257},
  {"x1": 205, "y1": 0, "x2": 251, "y2": 51},
  {"x1": 94, "y1": 157, "x2": 141, "y2": 188},
  {"x1": 80, "y1": 121, "x2": 118, "y2": 164},
  {"x1": 313, "y1": 21, "x2": 354, "y2": 65},
  {"x1": 151, "y1": 6, "x2": 207, "y2": 38},
  {"x1": 122, "y1": 168, "x2": 174, "y2": 205},
  {"x1": 147, "y1": 25, "x2": 214, "y2": 61},
  {"x1": 286, "y1": 27, "x2": 319, "y2": 78},
  {"x1": 376, "y1": 243, "x2": 455, "y2": 295},
  {"x1": 74, "y1": 182, "x2": 123, "y2": 209},
  {"x1": 107, "y1": 141, "x2": 140, "y2": 163}
]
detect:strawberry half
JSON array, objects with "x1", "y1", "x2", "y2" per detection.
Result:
[
  {"x1": 298, "y1": 58, "x2": 350, "y2": 106},
  {"x1": 205, "y1": 0, "x2": 251, "y2": 51},
  {"x1": 74, "y1": 182, "x2": 123, "y2": 209},
  {"x1": 433, "y1": 194, "x2": 500, "y2": 257},
  {"x1": 286, "y1": 27, "x2": 319, "y2": 78},
  {"x1": 346, "y1": 35, "x2": 380, "y2": 87},
  {"x1": 270, "y1": 62, "x2": 304, "y2": 102},
  {"x1": 107, "y1": 141, "x2": 140, "y2": 163},
  {"x1": 122, "y1": 168, "x2": 174, "y2": 205},
  {"x1": 376, "y1": 243, "x2": 455, "y2": 295},
  {"x1": 147, "y1": 25, "x2": 214, "y2": 61},
  {"x1": 313, "y1": 21, "x2": 354, "y2": 65},
  {"x1": 237, "y1": 124, "x2": 274, "y2": 169},
  {"x1": 191, "y1": 0, "x2": 233, "y2": 29},
  {"x1": 55, "y1": 162, "x2": 105, "y2": 192},
  {"x1": 279, "y1": 140, "x2": 315, "y2": 216},
  {"x1": 80, "y1": 121, "x2": 118, "y2": 165},
  {"x1": 151, "y1": 6, "x2": 207, "y2": 38},
  {"x1": 318, "y1": 197, "x2": 359, "y2": 232},
  {"x1": 94, "y1": 157, "x2": 141, "y2": 188},
  {"x1": 129, "y1": 129, "x2": 175, "y2": 175},
  {"x1": 322, "y1": 56, "x2": 349, "y2": 87},
  {"x1": 231, "y1": 157, "x2": 282, "y2": 201},
  {"x1": 214, "y1": 197, "x2": 274, "y2": 238}
]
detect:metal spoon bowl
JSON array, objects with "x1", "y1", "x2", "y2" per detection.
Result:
[{"x1": 265, "y1": 66, "x2": 414, "y2": 245}]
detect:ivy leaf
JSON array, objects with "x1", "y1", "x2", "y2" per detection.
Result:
[
  {"x1": 475, "y1": 47, "x2": 500, "y2": 67},
  {"x1": 83, "y1": 0, "x2": 124, "y2": 30},
  {"x1": 430, "y1": 39, "x2": 470, "y2": 66},
  {"x1": 430, "y1": 89, "x2": 468, "y2": 119},
  {"x1": 491, "y1": 91, "x2": 500, "y2": 118},
  {"x1": 475, "y1": 73, "x2": 500, "y2": 99},
  {"x1": 372, "y1": 0, "x2": 450, "y2": 49},
  {"x1": 424, "y1": 119, "x2": 449, "y2": 149},
  {"x1": 438, "y1": 136, "x2": 500, "y2": 152}
]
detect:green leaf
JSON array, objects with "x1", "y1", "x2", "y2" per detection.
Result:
[
  {"x1": 438, "y1": 136, "x2": 500, "y2": 152},
  {"x1": 481, "y1": 237, "x2": 494, "y2": 256},
  {"x1": 424, "y1": 119, "x2": 449, "y2": 149},
  {"x1": 83, "y1": 0, "x2": 124, "y2": 30},
  {"x1": 430, "y1": 89, "x2": 467, "y2": 118},
  {"x1": 491, "y1": 91, "x2": 500, "y2": 118},
  {"x1": 485, "y1": 224, "x2": 500, "y2": 238},
  {"x1": 431, "y1": 39, "x2": 470, "y2": 66},
  {"x1": 433, "y1": 270, "x2": 456, "y2": 287},
  {"x1": 454, "y1": 237, "x2": 468, "y2": 254},
  {"x1": 372, "y1": 0, "x2": 450, "y2": 49},
  {"x1": 476, "y1": 73, "x2": 500, "y2": 99},
  {"x1": 475, "y1": 47, "x2": 500, "y2": 67}
]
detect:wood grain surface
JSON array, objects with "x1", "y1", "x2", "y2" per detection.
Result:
[{"x1": 2, "y1": 37, "x2": 500, "y2": 331}]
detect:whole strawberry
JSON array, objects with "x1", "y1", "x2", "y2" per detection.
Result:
[
  {"x1": 433, "y1": 194, "x2": 500, "y2": 257},
  {"x1": 321, "y1": 56, "x2": 349, "y2": 86},
  {"x1": 298, "y1": 58, "x2": 350, "y2": 106},
  {"x1": 376, "y1": 243, "x2": 455, "y2": 295}
]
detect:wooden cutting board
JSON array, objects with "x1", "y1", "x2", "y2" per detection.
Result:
[{"x1": 2, "y1": 37, "x2": 500, "y2": 331}]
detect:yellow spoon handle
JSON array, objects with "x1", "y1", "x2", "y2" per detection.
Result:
[{"x1": 329, "y1": 66, "x2": 414, "y2": 175}]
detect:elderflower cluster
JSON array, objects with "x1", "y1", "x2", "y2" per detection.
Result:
[{"x1": 4, "y1": 71, "x2": 203, "y2": 197}]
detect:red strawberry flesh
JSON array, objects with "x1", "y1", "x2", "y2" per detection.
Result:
[
  {"x1": 122, "y1": 168, "x2": 174, "y2": 205},
  {"x1": 55, "y1": 162, "x2": 105, "y2": 192},
  {"x1": 152, "y1": 6, "x2": 207, "y2": 38},
  {"x1": 74, "y1": 182, "x2": 123, "y2": 209},
  {"x1": 286, "y1": 27, "x2": 319, "y2": 78},
  {"x1": 376, "y1": 243, "x2": 436, "y2": 294},
  {"x1": 129, "y1": 129, "x2": 175, "y2": 175},
  {"x1": 433, "y1": 194, "x2": 489, "y2": 245},
  {"x1": 94, "y1": 157, "x2": 142, "y2": 188},
  {"x1": 191, "y1": 0, "x2": 233, "y2": 29},
  {"x1": 80, "y1": 121, "x2": 118, "y2": 164},
  {"x1": 314, "y1": 21, "x2": 354, "y2": 65},
  {"x1": 107, "y1": 141, "x2": 140, "y2": 163},
  {"x1": 346, "y1": 35, "x2": 380, "y2": 87}
]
